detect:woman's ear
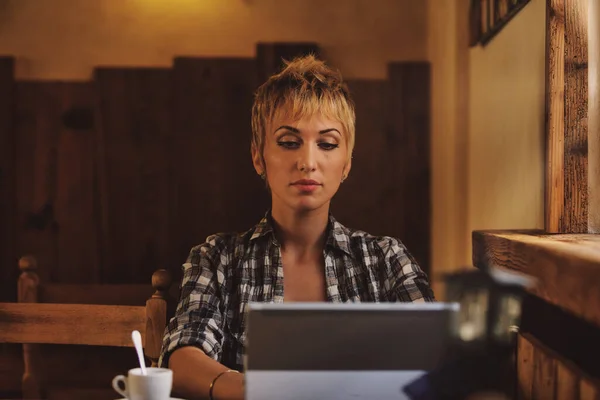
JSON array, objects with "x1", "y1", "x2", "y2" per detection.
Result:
[
  {"x1": 342, "y1": 156, "x2": 352, "y2": 181},
  {"x1": 251, "y1": 144, "x2": 264, "y2": 176}
]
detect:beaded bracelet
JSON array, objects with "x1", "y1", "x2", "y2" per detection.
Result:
[{"x1": 208, "y1": 369, "x2": 240, "y2": 400}]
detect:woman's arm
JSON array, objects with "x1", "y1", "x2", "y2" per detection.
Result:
[
  {"x1": 159, "y1": 238, "x2": 241, "y2": 399},
  {"x1": 378, "y1": 237, "x2": 435, "y2": 302},
  {"x1": 169, "y1": 346, "x2": 244, "y2": 400}
]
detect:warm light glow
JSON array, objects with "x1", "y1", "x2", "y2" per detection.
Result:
[
  {"x1": 127, "y1": 0, "x2": 227, "y2": 13},
  {"x1": 1, "y1": 0, "x2": 427, "y2": 80}
]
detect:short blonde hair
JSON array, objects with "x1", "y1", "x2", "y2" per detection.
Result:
[{"x1": 251, "y1": 54, "x2": 356, "y2": 169}]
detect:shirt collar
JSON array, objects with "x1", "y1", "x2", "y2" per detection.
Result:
[
  {"x1": 249, "y1": 210, "x2": 353, "y2": 257},
  {"x1": 249, "y1": 211, "x2": 276, "y2": 242}
]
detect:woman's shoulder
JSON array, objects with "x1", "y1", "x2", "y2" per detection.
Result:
[
  {"x1": 332, "y1": 218, "x2": 408, "y2": 257},
  {"x1": 336, "y1": 222, "x2": 421, "y2": 282},
  {"x1": 185, "y1": 226, "x2": 258, "y2": 265}
]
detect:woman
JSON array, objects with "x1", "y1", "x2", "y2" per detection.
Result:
[{"x1": 159, "y1": 55, "x2": 435, "y2": 400}]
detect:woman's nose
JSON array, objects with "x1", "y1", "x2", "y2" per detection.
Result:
[{"x1": 297, "y1": 145, "x2": 317, "y2": 172}]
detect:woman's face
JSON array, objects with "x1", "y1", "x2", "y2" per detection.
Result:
[{"x1": 253, "y1": 112, "x2": 351, "y2": 213}]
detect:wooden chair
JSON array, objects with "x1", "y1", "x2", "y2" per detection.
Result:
[{"x1": 0, "y1": 255, "x2": 176, "y2": 400}]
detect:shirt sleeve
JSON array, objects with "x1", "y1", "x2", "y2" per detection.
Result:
[
  {"x1": 379, "y1": 237, "x2": 435, "y2": 302},
  {"x1": 158, "y1": 236, "x2": 228, "y2": 368}
]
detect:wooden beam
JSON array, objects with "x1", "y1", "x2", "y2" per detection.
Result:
[
  {"x1": 589, "y1": 0, "x2": 600, "y2": 232},
  {"x1": 0, "y1": 303, "x2": 146, "y2": 347},
  {"x1": 545, "y1": 0, "x2": 589, "y2": 233},
  {"x1": 472, "y1": 230, "x2": 600, "y2": 327},
  {"x1": 564, "y1": 0, "x2": 589, "y2": 232},
  {"x1": 545, "y1": 0, "x2": 566, "y2": 232}
]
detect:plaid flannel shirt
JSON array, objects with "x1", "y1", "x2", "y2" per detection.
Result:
[{"x1": 159, "y1": 212, "x2": 434, "y2": 370}]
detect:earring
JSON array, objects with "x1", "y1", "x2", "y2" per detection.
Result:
[
  {"x1": 259, "y1": 172, "x2": 266, "y2": 180},
  {"x1": 341, "y1": 176, "x2": 347, "y2": 183}
]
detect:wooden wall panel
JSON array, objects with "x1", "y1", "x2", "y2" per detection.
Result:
[
  {"x1": 54, "y1": 83, "x2": 98, "y2": 283},
  {"x1": 387, "y1": 62, "x2": 431, "y2": 276},
  {"x1": 339, "y1": 70, "x2": 432, "y2": 278},
  {"x1": 518, "y1": 333, "x2": 599, "y2": 400},
  {"x1": 14, "y1": 82, "x2": 58, "y2": 284},
  {"x1": 14, "y1": 82, "x2": 99, "y2": 284},
  {"x1": 531, "y1": 343, "x2": 557, "y2": 399},
  {"x1": 0, "y1": 57, "x2": 15, "y2": 302},
  {"x1": 171, "y1": 58, "x2": 269, "y2": 265},
  {"x1": 580, "y1": 379, "x2": 600, "y2": 400},
  {"x1": 95, "y1": 68, "x2": 172, "y2": 283},
  {"x1": 556, "y1": 363, "x2": 580, "y2": 400},
  {"x1": 333, "y1": 81, "x2": 394, "y2": 230},
  {"x1": 4, "y1": 52, "x2": 433, "y2": 288},
  {"x1": 256, "y1": 42, "x2": 320, "y2": 83},
  {"x1": 516, "y1": 335, "x2": 534, "y2": 400},
  {"x1": 514, "y1": 292, "x2": 600, "y2": 399}
]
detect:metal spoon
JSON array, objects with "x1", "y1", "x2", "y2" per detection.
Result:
[{"x1": 131, "y1": 330, "x2": 147, "y2": 375}]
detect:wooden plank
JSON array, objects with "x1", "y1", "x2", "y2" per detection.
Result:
[
  {"x1": 54, "y1": 83, "x2": 99, "y2": 283},
  {"x1": 580, "y1": 379, "x2": 600, "y2": 400},
  {"x1": 521, "y1": 294, "x2": 600, "y2": 383},
  {"x1": 0, "y1": 57, "x2": 15, "y2": 303},
  {"x1": 14, "y1": 83, "x2": 60, "y2": 284},
  {"x1": 14, "y1": 82, "x2": 99, "y2": 284},
  {"x1": 516, "y1": 334, "x2": 534, "y2": 399},
  {"x1": 531, "y1": 345, "x2": 557, "y2": 399},
  {"x1": 387, "y1": 62, "x2": 431, "y2": 276},
  {"x1": 95, "y1": 68, "x2": 172, "y2": 283},
  {"x1": 171, "y1": 58, "x2": 268, "y2": 264},
  {"x1": 562, "y1": 0, "x2": 588, "y2": 233},
  {"x1": 256, "y1": 42, "x2": 320, "y2": 83},
  {"x1": 545, "y1": 0, "x2": 565, "y2": 232},
  {"x1": 546, "y1": 0, "x2": 590, "y2": 234},
  {"x1": 0, "y1": 303, "x2": 145, "y2": 347},
  {"x1": 520, "y1": 331, "x2": 600, "y2": 399},
  {"x1": 556, "y1": 362, "x2": 580, "y2": 400},
  {"x1": 473, "y1": 230, "x2": 600, "y2": 327},
  {"x1": 589, "y1": 0, "x2": 600, "y2": 233},
  {"x1": 39, "y1": 283, "x2": 154, "y2": 305}
]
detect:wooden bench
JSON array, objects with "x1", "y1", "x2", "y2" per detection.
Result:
[{"x1": 0, "y1": 255, "x2": 177, "y2": 399}]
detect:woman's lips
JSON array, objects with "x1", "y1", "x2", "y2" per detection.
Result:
[{"x1": 291, "y1": 179, "x2": 321, "y2": 192}]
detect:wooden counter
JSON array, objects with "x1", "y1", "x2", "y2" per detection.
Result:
[{"x1": 473, "y1": 230, "x2": 600, "y2": 398}]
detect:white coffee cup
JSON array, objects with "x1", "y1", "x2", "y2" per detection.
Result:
[{"x1": 112, "y1": 367, "x2": 173, "y2": 400}]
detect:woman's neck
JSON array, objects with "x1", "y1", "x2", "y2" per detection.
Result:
[{"x1": 270, "y1": 204, "x2": 329, "y2": 256}]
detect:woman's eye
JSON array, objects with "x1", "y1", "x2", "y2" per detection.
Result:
[
  {"x1": 277, "y1": 141, "x2": 300, "y2": 149},
  {"x1": 319, "y1": 142, "x2": 339, "y2": 151}
]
